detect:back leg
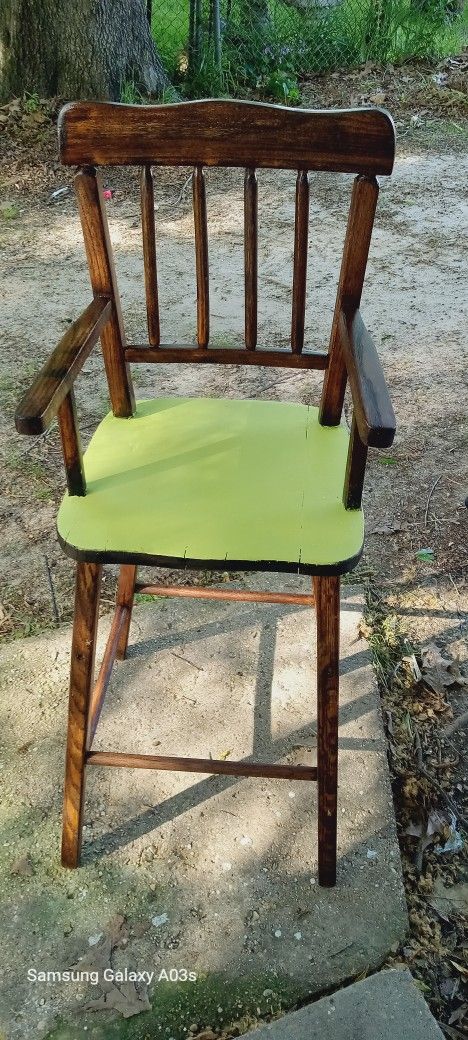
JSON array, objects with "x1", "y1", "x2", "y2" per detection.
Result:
[
  {"x1": 62, "y1": 562, "x2": 102, "y2": 868},
  {"x1": 315, "y1": 575, "x2": 340, "y2": 887},
  {"x1": 116, "y1": 564, "x2": 137, "y2": 660}
]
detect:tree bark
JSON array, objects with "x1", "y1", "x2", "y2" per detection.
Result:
[{"x1": 0, "y1": 0, "x2": 170, "y2": 102}]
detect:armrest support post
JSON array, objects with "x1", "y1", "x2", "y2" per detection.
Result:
[
  {"x1": 343, "y1": 414, "x2": 368, "y2": 509},
  {"x1": 58, "y1": 389, "x2": 86, "y2": 497}
]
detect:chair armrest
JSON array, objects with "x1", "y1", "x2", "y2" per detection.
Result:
[
  {"x1": 339, "y1": 308, "x2": 396, "y2": 449},
  {"x1": 15, "y1": 296, "x2": 112, "y2": 435}
]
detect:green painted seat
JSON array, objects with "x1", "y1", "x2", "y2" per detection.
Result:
[{"x1": 57, "y1": 396, "x2": 363, "y2": 573}]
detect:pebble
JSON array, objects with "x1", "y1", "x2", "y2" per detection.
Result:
[{"x1": 151, "y1": 913, "x2": 169, "y2": 928}]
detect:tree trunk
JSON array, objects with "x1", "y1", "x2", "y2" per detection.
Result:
[{"x1": 0, "y1": 0, "x2": 170, "y2": 102}]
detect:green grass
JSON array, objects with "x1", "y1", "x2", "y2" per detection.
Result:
[
  {"x1": 152, "y1": 0, "x2": 190, "y2": 78},
  {"x1": 150, "y1": 0, "x2": 468, "y2": 99}
]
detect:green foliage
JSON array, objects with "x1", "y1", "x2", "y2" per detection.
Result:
[
  {"x1": 362, "y1": 0, "x2": 467, "y2": 63},
  {"x1": 22, "y1": 91, "x2": 41, "y2": 113},
  {"x1": 0, "y1": 203, "x2": 19, "y2": 220},
  {"x1": 120, "y1": 79, "x2": 144, "y2": 104},
  {"x1": 150, "y1": 0, "x2": 467, "y2": 100},
  {"x1": 260, "y1": 69, "x2": 301, "y2": 103}
]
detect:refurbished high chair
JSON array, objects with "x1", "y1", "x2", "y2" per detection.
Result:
[{"x1": 15, "y1": 100, "x2": 396, "y2": 886}]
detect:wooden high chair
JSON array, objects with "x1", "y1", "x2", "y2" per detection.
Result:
[{"x1": 15, "y1": 100, "x2": 396, "y2": 886}]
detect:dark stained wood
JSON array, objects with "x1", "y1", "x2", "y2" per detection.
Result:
[
  {"x1": 244, "y1": 167, "x2": 258, "y2": 350},
  {"x1": 58, "y1": 533, "x2": 362, "y2": 576},
  {"x1": 135, "y1": 582, "x2": 315, "y2": 606},
  {"x1": 344, "y1": 414, "x2": 368, "y2": 510},
  {"x1": 59, "y1": 101, "x2": 396, "y2": 176},
  {"x1": 192, "y1": 166, "x2": 209, "y2": 346},
  {"x1": 339, "y1": 309, "x2": 396, "y2": 448},
  {"x1": 61, "y1": 562, "x2": 102, "y2": 868},
  {"x1": 320, "y1": 174, "x2": 379, "y2": 427},
  {"x1": 125, "y1": 344, "x2": 328, "y2": 369},
  {"x1": 291, "y1": 170, "x2": 310, "y2": 354},
  {"x1": 75, "y1": 167, "x2": 135, "y2": 417},
  {"x1": 86, "y1": 750, "x2": 317, "y2": 781},
  {"x1": 116, "y1": 564, "x2": 136, "y2": 660},
  {"x1": 87, "y1": 605, "x2": 127, "y2": 748},
  {"x1": 15, "y1": 297, "x2": 111, "y2": 435},
  {"x1": 58, "y1": 389, "x2": 86, "y2": 496},
  {"x1": 140, "y1": 165, "x2": 160, "y2": 347},
  {"x1": 315, "y1": 574, "x2": 340, "y2": 887}
]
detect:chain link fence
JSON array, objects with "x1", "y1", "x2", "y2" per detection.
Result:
[{"x1": 150, "y1": 0, "x2": 466, "y2": 99}]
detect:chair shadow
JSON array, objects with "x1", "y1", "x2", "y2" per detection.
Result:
[{"x1": 83, "y1": 595, "x2": 380, "y2": 864}]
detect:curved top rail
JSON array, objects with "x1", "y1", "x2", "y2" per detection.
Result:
[{"x1": 58, "y1": 99, "x2": 395, "y2": 175}]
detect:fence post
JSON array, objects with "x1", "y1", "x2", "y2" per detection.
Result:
[{"x1": 213, "y1": 0, "x2": 222, "y2": 70}]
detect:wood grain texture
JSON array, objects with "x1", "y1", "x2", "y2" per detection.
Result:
[
  {"x1": 75, "y1": 167, "x2": 135, "y2": 417},
  {"x1": 59, "y1": 101, "x2": 395, "y2": 175},
  {"x1": 116, "y1": 564, "x2": 136, "y2": 660},
  {"x1": 15, "y1": 297, "x2": 111, "y2": 435},
  {"x1": 344, "y1": 413, "x2": 368, "y2": 509},
  {"x1": 58, "y1": 389, "x2": 86, "y2": 496},
  {"x1": 315, "y1": 574, "x2": 340, "y2": 887},
  {"x1": 291, "y1": 170, "x2": 310, "y2": 354},
  {"x1": 61, "y1": 562, "x2": 102, "y2": 868},
  {"x1": 125, "y1": 344, "x2": 328, "y2": 369},
  {"x1": 135, "y1": 582, "x2": 315, "y2": 606},
  {"x1": 192, "y1": 166, "x2": 209, "y2": 346},
  {"x1": 244, "y1": 167, "x2": 258, "y2": 350},
  {"x1": 339, "y1": 309, "x2": 396, "y2": 448},
  {"x1": 320, "y1": 174, "x2": 379, "y2": 427},
  {"x1": 86, "y1": 750, "x2": 317, "y2": 781},
  {"x1": 140, "y1": 165, "x2": 160, "y2": 347}
]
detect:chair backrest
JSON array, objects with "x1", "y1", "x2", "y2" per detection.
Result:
[{"x1": 58, "y1": 99, "x2": 395, "y2": 419}]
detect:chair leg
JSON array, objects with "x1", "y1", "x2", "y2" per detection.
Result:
[
  {"x1": 61, "y1": 562, "x2": 102, "y2": 868},
  {"x1": 116, "y1": 564, "x2": 137, "y2": 660},
  {"x1": 315, "y1": 574, "x2": 340, "y2": 887}
]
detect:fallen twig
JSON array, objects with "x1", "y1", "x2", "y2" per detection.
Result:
[
  {"x1": 17, "y1": 426, "x2": 54, "y2": 457},
  {"x1": 444, "y1": 709, "x2": 468, "y2": 737},
  {"x1": 164, "y1": 174, "x2": 192, "y2": 210},
  {"x1": 424, "y1": 474, "x2": 442, "y2": 527},
  {"x1": 44, "y1": 555, "x2": 60, "y2": 626}
]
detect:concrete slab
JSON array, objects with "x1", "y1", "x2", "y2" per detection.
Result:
[
  {"x1": 0, "y1": 577, "x2": 407, "y2": 1039},
  {"x1": 244, "y1": 969, "x2": 445, "y2": 1039}
]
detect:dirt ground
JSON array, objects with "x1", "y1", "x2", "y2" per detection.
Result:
[{"x1": 0, "y1": 57, "x2": 467, "y2": 1036}]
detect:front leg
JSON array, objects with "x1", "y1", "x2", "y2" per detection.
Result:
[{"x1": 61, "y1": 562, "x2": 102, "y2": 868}]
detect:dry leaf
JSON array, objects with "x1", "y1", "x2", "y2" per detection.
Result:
[
  {"x1": 10, "y1": 854, "x2": 34, "y2": 877},
  {"x1": 430, "y1": 879, "x2": 468, "y2": 918},
  {"x1": 421, "y1": 644, "x2": 468, "y2": 696},
  {"x1": 402, "y1": 654, "x2": 422, "y2": 682},
  {"x1": 85, "y1": 981, "x2": 151, "y2": 1018},
  {"x1": 70, "y1": 913, "x2": 151, "y2": 1019}
]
